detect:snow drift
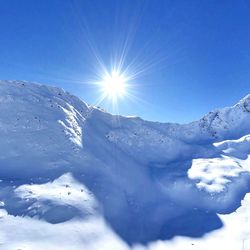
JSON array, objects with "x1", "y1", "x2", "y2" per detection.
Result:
[{"x1": 0, "y1": 80, "x2": 249, "y2": 249}]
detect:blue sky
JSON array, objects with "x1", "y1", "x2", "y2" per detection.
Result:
[{"x1": 1, "y1": 0, "x2": 250, "y2": 123}]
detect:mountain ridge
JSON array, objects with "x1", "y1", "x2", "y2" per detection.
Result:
[{"x1": 0, "y1": 80, "x2": 249, "y2": 248}]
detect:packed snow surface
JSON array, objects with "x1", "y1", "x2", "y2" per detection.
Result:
[{"x1": 0, "y1": 80, "x2": 249, "y2": 249}]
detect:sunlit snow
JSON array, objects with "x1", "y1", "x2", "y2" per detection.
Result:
[{"x1": 0, "y1": 80, "x2": 249, "y2": 249}]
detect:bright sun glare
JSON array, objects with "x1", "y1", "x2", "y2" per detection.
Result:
[{"x1": 100, "y1": 70, "x2": 127, "y2": 101}]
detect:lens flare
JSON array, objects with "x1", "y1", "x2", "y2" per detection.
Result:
[{"x1": 99, "y1": 70, "x2": 128, "y2": 102}]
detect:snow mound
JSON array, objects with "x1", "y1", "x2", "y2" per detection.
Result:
[
  {"x1": 14, "y1": 173, "x2": 98, "y2": 223},
  {"x1": 189, "y1": 135, "x2": 250, "y2": 193}
]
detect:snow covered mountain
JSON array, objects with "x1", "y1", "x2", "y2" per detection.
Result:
[{"x1": 0, "y1": 80, "x2": 249, "y2": 250}]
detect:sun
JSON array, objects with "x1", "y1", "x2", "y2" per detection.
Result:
[{"x1": 99, "y1": 70, "x2": 127, "y2": 102}]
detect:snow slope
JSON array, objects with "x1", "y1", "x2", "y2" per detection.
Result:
[{"x1": 0, "y1": 80, "x2": 249, "y2": 249}]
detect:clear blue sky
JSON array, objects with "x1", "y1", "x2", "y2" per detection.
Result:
[{"x1": 1, "y1": 0, "x2": 250, "y2": 123}]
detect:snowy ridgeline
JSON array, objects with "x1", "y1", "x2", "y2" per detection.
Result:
[{"x1": 0, "y1": 80, "x2": 250, "y2": 250}]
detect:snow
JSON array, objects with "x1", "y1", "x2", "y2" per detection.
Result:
[
  {"x1": 0, "y1": 80, "x2": 249, "y2": 249},
  {"x1": 188, "y1": 154, "x2": 249, "y2": 193},
  {"x1": 14, "y1": 173, "x2": 98, "y2": 223}
]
